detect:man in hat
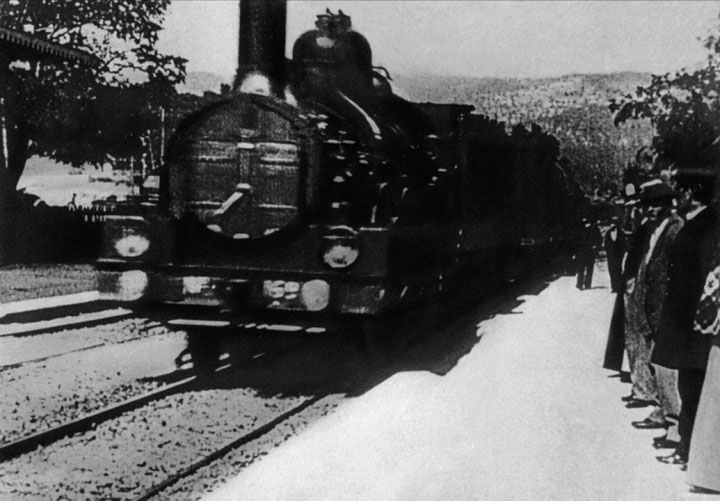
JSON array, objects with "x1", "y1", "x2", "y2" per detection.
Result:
[
  {"x1": 603, "y1": 199, "x2": 636, "y2": 373},
  {"x1": 623, "y1": 180, "x2": 676, "y2": 418},
  {"x1": 604, "y1": 211, "x2": 627, "y2": 293},
  {"x1": 633, "y1": 181, "x2": 683, "y2": 436},
  {"x1": 575, "y1": 217, "x2": 602, "y2": 290}
]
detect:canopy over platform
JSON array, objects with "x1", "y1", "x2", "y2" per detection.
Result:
[{"x1": 0, "y1": 27, "x2": 99, "y2": 66}]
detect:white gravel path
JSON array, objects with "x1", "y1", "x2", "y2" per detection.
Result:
[{"x1": 203, "y1": 265, "x2": 712, "y2": 501}]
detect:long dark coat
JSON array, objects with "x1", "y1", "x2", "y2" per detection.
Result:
[
  {"x1": 643, "y1": 212, "x2": 684, "y2": 417},
  {"x1": 603, "y1": 291, "x2": 625, "y2": 371},
  {"x1": 652, "y1": 207, "x2": 720, "y2": 370},
  {"x1": 645, "y1": 212, "x2": 684, "y2": 338},
  {"x1": 604, "y1": 224, "x2": 626, "y2": 293},
  {"x1": 603, "y1": 225, "x2": 644, "y2": 372}
]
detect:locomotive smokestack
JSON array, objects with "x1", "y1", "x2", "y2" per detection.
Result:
[{"x1": 235, "y1": 0, "x2": 287, "y2": 97}]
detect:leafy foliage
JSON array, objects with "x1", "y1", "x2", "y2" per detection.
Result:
[
  {"x1": 609, "y1": 14, "x2": 720, "y2": 172},
  {"x1": 0, "y1": 0, "x2": 186, "y2": 206}
]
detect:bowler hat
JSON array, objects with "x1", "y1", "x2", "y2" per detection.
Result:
[{"x1": 639, "y1": 179, "x2": 676, "y2": 206}]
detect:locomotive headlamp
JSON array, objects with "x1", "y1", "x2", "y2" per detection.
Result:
[
  {"x1": 300, "y1": 280, "x2": 330, "y2": 311},
  {"x1": 106, "y1": 216, "x2": 151, "y2": 260},
  {"x1": 321, "y1": 226, "x2": 360, "y2": 269},
  {"x1": 115, "y1": 270, "x2": 148, "y2": 302},
  {"x1": 114, "y1": 233, "x2": 150, "y2": 258}
]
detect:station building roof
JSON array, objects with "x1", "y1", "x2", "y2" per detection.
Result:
[{"x1": 0, "y1": 27, "x2": 99, "y2": 66}]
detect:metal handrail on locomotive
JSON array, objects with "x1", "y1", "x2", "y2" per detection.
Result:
[{"x1": 96, "y1": 0, "x2": 582, "y2": 356}]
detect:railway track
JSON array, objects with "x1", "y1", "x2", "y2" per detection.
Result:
[
  {"x1": 0, "y1": 283, "x2": 530, "y2": 498},
  {"x1": 0, "y1": 308, "x2": 314, "y2": 462},
  {"x1": 0, "y1": 278, "x2": 542, "y2": 497},
  {"x1": 0, "y1": 295, "x2": 344, "y2": 498},
  {"x1": 0, "y1": 314, "x2": 187, "y2": 448},
  {"x1": 0, "y1": 358, "x2": 335, "y2": 500},
  {"x1": 0, "y1": 374, "x2": 197, "y2": 462},
  {"x1": 131, "y1": 394, "x2": 326, "y2": 501}
]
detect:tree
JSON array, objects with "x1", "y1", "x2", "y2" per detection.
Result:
[
  {"x1": 609, "y1": 13, "x2": 720, "y2": 175},
  {"x1": 0, "y1": 0, "x2": 186, "y2": 210}
]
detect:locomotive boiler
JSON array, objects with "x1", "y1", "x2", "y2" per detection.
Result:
[{"x1": 96, "y1": 0, "x2": 580, "y2": 370}]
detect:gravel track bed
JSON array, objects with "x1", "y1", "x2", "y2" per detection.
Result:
[
  {"x1": 154, "y1": 394, "x2": 343, "y2": 501},
  {"x1": 0, "y1": 317, "x2": 169, "y2": 368},
  {"x1": 0, "y1": 389, "x2": 306, "y2": 500},
  {"x1": 0, "y1": 331, "x2": 186, "y2": 445}
]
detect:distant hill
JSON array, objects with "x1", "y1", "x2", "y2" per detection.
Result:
[
  {"x1": 394, "y1": 72, "x2": 651, "y2": 109},
  {"x1": 179, "y1": 70, "x2": 655, "y2": 199},
  {"x1": 178, "y1": 71, "x2": 233, "y2": 96}
]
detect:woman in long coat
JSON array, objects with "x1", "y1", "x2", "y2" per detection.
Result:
[
  {"x1": 688, "y1": 267, "x2": 720, "y2": 488},
  {"x1": 623, "y1": 208, "x2": 658, "y2": 403},
  {"x1": 689, "y1": 332, "x2": 720, "y2": 490},
  {"x1": 686, "y1": 203, "x2": 720, "y2": 489}
]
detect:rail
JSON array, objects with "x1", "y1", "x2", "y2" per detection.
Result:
[
  {"x1": 130, "y1": 395, "x2": 325, "y2": 501},
  {"x1": 0, "y1": 376, "x2": 197, "y2": 462},
  {"x1": 0, "y1": 319, "x2": 163, "y2": 372}
]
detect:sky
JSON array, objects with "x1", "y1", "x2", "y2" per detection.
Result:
[{"x1": 157, "y1": 1, "x2": 720, "y2": 80}]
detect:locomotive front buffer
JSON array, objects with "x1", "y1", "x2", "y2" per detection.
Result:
[{"x1": 96, "y1": 214, "x2": 415, "y2": 335}]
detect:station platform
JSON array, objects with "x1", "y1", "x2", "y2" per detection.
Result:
[{"x1": 203, "y1": 263, "x2": 717, "y2": 501}]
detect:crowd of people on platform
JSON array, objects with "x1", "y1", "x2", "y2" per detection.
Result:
[{"x1": 602, "y1": 172, "x2": 720, "y2": 492}]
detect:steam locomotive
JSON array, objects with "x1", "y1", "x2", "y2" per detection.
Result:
[{"x1": 96, "y1": 1, "x2": 582, "y2": 369}]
